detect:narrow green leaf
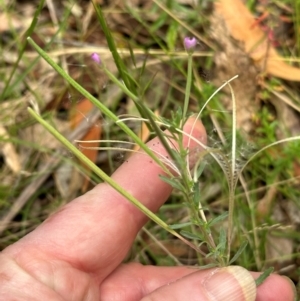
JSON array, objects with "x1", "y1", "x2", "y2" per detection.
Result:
[
  {"x1": 138, "y1": 52, "x2": 149, "y2": 81},
  {"x1": 255, "y1": 267, "x2": 274, "y2": 287},
  {"x1": 91, "y1": 0, "x2": 135, "y2": 93},
  {"x1": 216, "y1": 228, "x2": 227, "y2": 254},
  {"x1": 150, "y1": 11, "x2": 167, "y2": 32},
  {"x1": 170, "y1": 108, "x2": 183, "y2": 128},
  {"x1": 169, "y1": 222, "x2": 193, "y2": 230},
  {"x1": 127, "y1": 41, "x2": 136, "y2": 68},
  {"x1": 140, "y1": 72, "x2": 158, "y2": 98},
  {"x1": 194, "y1": 160, "x2": 206, "y2": 181},
  {"x1": 193, "y1": 182, "x2": 200, "y2": 207},
  {"x1": 229, "y1": 240, "x2": 248, "y2": 265},
  {"x1": 180, "y1": 230, "x2": 203, "y2": 241},
  {"x1": 159, "y1": 175, "x2": 185, "y2": 191},
  {"x1": 166, "y1": 21, "x2": 178, "y2": 51},
  {"x1": 208, "y1": 212, "x2": 229, "y2": 227},
  {"x1": 126, "y1": 5, "x2": 167, "y2": 52}
]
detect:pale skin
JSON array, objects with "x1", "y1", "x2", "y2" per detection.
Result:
[{"x1": 0, "y1": 118, "x2": 295, "y2": 300}]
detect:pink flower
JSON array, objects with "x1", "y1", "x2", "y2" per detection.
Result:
[
  {"x1": 183, "y1": 37, "x2": 197, "y2": 52},
  {"x1": 91, "y1": 53, "x2": 101, "y2": 64}
]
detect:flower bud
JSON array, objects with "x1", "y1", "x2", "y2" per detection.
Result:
[
  {"x1": 91, "y1": 53, "x2": 101, "y2": 64},
  {"x1": 184, "y1": 37, "x2": 197, "y2": 52}
]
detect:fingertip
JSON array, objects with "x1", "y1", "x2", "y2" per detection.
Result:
[
  {"x1": 183, "y1": 117, "x2": 207, "y2": 146},
  {"x1": 254, "y1": 272, "x2": 297, "y2": 301},
  {"x1": 141, "y1": 266, "x2": 256, "y2": 301},
  {"x1": 202, "y1": 266, "x2": 256, "y2": 301}
]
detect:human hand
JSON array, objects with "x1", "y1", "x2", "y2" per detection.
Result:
[{"x1": 0, "y1": 118, "x2": 296, "y2": 301}]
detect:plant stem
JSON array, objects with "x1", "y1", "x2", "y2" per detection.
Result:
[
  {"x1": 28, "y1": 107, "x2": 206, "y2": 254},
  {"x1": 26, "y1": 37, "x2": 169, "y2": 175},
  {"x1": 227, "y1": 83, "x2": 237, "y2": 264},
  {"x1": 182, "y1": 53, "x2": 193, "y2": 128}
]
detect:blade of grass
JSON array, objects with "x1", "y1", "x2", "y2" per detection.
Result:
[
  {"x1": 228, "y1": 240, "x2": 248, "y2": 265},
  {"x1": 227, "y1": 82, "x2": 237, "y2": 264},
  {"x1": 241, "y1": 136, "x2": 300, "y2": 173},
  {"x1": 26, "y1": 37, "x2": 169, "y2": 175},
  {"x1": 182, "y1": 53, "x2": 193, "y2": 127},
  {"x1": 1, "y1": 0, "x2": 73, "y2": 100},
  {"x1": 91, "y1": 0, "x2": 136, "y2": 93},
  {"x1": 92, "y1": 1, "x2": 155, "y2": 130},
  {"x1": 0, "y1": 0, "x2": 46, "y2": 100}
]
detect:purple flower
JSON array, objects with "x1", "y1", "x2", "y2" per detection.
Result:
[
  {"x1": 183, "y1": 37, "x2": 197, "y2": 52},
  {"x1": 91, "y1": 53, "x2": 101, "y2": 64}
]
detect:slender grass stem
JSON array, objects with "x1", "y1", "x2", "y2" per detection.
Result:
[
  {"x1": 182, "y1": 53, "x2": 193, "y2": 127},
  {"x1": 227, "y1": 83, "x2": 237, "y2": 263},
  {"x1": 26, "y1": 37, "x2": 169, "y2": 176},
  {"x1": 28, "y1": 107, "x2": 206, "y2": 256}
]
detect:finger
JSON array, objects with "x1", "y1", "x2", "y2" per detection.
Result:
[
  {"x1": 0, "y1": 252, "x2": 100, "y2": 301},
  {"x1": 110, "y1": 116, "x2": 207, "y2": 216},
  {"x1": 100, "y1": 263, "x2": 198, "y2": 300},
  {"x1": 0, "y1": 253, "x2": 66, "y2": 301},
  {"x1": 141, "y1": 266, "x2": 256, "y2": 301},
  {"x1": 101, "y1": 264, "x2": 257, "y2": 301},
  {"x1": 4, "y1": 118, "x2": 207, "y2": 279},
  {"x1": 252, "y1": 272, "x2": 296, "y2": 301},
  {"x1": 100, "y1": 264, "x2": 296, "y2": 301}
]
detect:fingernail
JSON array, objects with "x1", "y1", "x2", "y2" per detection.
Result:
[{"x1": 203, "y1": 266, "x2": 256, "y2": 301}]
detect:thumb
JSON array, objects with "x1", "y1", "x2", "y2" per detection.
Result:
[{"x1": 141, "y1": 266, "x2": 256, "y2": 301}]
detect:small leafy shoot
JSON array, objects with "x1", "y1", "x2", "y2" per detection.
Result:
[{"x1": 255, "y1": 267, "x2": 274, "y2": 287}]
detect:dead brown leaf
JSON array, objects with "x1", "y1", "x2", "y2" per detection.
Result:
[
  {"x1": 70, "y1": 98, "x2": 102, "y2": 192},
  {"x1": 215, "y1": 0, "x2": 300, "y2": 81},
  {"x1": 256, "y1": 184, "x2": 277, "y2": 221},
  {"x1": 211, "y1": 9, "x2": 259, "y2": 133},
  {"x1": 0, "y1": 12, "x2": 22, "y2": 32}
]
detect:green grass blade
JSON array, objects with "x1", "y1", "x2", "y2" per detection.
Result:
[
  {"x1": 182, "y1": 53, "x2": 193, "y2": 126},
  {"x1": 26, "y1": 37, "x2": 169, "y2": 174},
  {"x1": 27, "y1": 107, "x2": 183, "y2": 239},
  {"x1": 0, "y1": 0, "x2": 46, "y2": 100},
  {"x1": 228, "y1": 240, "x2": 248, "y2": 265},
  {"x1": 227, "y1": 82, "x2": 237, "y2": 263},
  {"x1": 91, "y1": 0, "x2": 136, "y2": 93}
]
